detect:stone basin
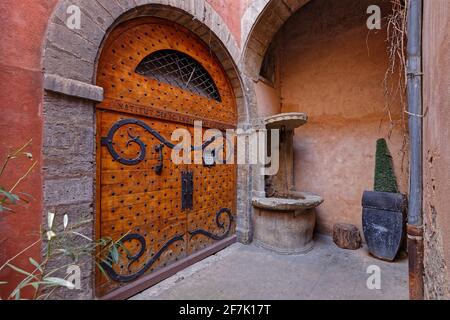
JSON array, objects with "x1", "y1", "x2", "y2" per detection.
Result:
[
  {"x1": 252, "y1": 192, "x2": 323, "y2": 255},
  {"x1": 252, "y1": 192, "x2": 323, "y2": 212},
  {"x1": 265, "y1": 112, "x2": 308, "y2": 130}
]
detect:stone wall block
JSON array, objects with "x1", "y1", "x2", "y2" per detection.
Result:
[
  {"x1": 52, "y1": 2, "x2": 106, "y2": 47},
  {"x1": 115, "y1": 0, "x2": 138, "y2": 12},
  {"x1": 67, "y1": 0, "x2": 116, "y2": 32},
  {"x1": 44, "y1": 177, "x2": 94, "y2": 206},
  {"x1": 43, "y1": 47, "x2": 95, "y2": 82},
  {"x1": 241, "y1": 0, "x2": 270, "y2": 45},
  {"x1": 97, "y1": 0, "x2": 125, "y2": 19},
  {"x1": 46, "y1": 23, "x2": 98, "y2": 65}
]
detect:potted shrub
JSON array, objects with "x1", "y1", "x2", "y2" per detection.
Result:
[{"x1": 362, "y1": 139, "x2": 407, "y2": 261}]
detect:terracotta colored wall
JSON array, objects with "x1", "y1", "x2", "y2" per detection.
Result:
[
  {"x1": 422, "y1": 0, "x2": 450, "y2": 299},
  {"x1": 275, "y1": 0, "x2": 408, "y2": 236},
  {"x1": 207, "y1": 0, "x2": 252, "y2": 45},
  {"x1": 254, "y1": 81, "x2": 280, "y2": 117},
  {"x1": 0, "y1": 0, "x2": 58, "y2": 299}
]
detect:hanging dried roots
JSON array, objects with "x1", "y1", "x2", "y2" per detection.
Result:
[{"x1": 383, "y1": 0, "x2": 409, "y2": 170}]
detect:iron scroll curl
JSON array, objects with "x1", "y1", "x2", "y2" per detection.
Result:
[
  {"x1": 100, "y1": 207, "x2": 234, "y2": 283},
  {"x1": 100, "y1": 233, "x2": 185, "y2": 283},
  {"x1": 101, "y1": 118, "x2": 216, "y2": 166},
  {"x1": 188, "y1": 208, "x2": 234, "y2": 241}
]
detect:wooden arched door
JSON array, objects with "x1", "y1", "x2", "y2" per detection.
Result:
[{"x1": 95, "y1": 18, "x2": 237, "y2": 297}]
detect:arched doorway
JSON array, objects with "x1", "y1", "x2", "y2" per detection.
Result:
[
  {"x1": 42, "y1": 1, "x2": 251, "y2": 299},
  {"x1": 95, "y1": 17, "x2": 238, "y2": 297}
]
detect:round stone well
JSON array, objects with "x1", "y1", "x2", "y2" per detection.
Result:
[{"x1": 252, "y1": 113, "x2": 324, "y2": 254}]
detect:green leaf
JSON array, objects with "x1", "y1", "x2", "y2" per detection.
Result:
[
  {"x1": 29, "y1": 258, "x2": 43, "y2": 273},
  {"x1": 43, "y1": 277, "x2": 75, "y2": 290},
  {"x1": 0, "y1": 204, "x2": 14, "y2": 213},
  {"x1": 0, "y1": 189, "x2": 18, "y2": 204},
  {"x1": 30, "y1": 282, "x2": 40, "y2": 289},
  {"x1": 95, "y1": 261, "x2": 109, "y2": 279},
  {"x1": 110, "y1": 245, "x2": 119, "y2": 264},
  {"x1": 71, "y1": 231, "x2": 92, "y2": 241},
  {"x1": 116, "y1": 241, "x2": 131, "y2": 256},
  {"x1": 100, "y1": 257, "x2": 112, "y2": 267},
  {"x1": 7, "y1": 264, "x2": 38, "y2": 279},
  {"x1": 10, "y1": 277, "x2": 34, "y2": 299}
]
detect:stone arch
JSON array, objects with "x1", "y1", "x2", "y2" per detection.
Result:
[
  {"x1": 238, "y1": 0, "x2": 313, "y2": 208},
  {"x1": 41, "y1": 0, "x2": 254, "y2": 299},
  {"x1": 241, "y1": 0, "x2": 311, "y2": 80},
  {"x1": 43, "y1": 0, "x2": 244, "y2": 113}
]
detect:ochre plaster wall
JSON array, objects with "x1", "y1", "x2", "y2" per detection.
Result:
[{"x1": 276, "y1": 0, "x2": 408, "y2": 236}]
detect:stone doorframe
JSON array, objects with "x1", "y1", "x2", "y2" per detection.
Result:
[{"x1": 42, "y1": 0, "x2": 255, "y2": 299}]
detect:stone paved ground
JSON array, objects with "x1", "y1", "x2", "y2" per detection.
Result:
[{"x1": 131, "y1": 236, "x2": 408, "y2": 300}]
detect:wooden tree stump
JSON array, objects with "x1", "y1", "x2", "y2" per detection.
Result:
[{"x1": 333, "y1": 223, "x2": 362, "y2": 250}]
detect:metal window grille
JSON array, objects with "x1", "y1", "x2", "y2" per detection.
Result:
[{"x1": 135, "y1": 49, "x2": 221, "y2": 102}]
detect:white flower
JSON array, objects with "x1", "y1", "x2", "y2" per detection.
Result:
[
  {"x1": 43, "y1": 277, "x2": 75, "y2": 290},
  {"x1": 47, "y1": 212, "x2": 55, "y2": 229},
  {"x1": 46, "y1": 231, "x2": 57, "y2": 241},
  {"x1": 63, "y1": 214, "x2": 69, "y2": 230}
]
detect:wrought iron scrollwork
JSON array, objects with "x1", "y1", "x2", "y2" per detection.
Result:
[
  {"x1": 101, "y1": 118, "x2": 216, "y2": 166},
  {"x1": 101, "y1": 208, "x2": 233, "y2": 283},
  {"x1": 100, "y1": 233, "x2": 185, "y2": 283},
  {"x1": 188, "y1": 208, "x2": 234, "y2": 241}
]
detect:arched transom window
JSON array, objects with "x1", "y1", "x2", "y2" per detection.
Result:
[{"x1": 135, "y1": 49, "x2": 221, "y2": 102}]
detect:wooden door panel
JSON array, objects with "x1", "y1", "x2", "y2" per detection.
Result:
[
  {"x1": 187, "y1": 163, "x2": 237, "y2": 255},
  {"x1": 96, "y1": 110, "x2": 189, "y2": 296},
  {"x1": 96, "y1": 17, "x2": 237, "y2": 298},
  {"x1": 97, "y1": 20, "x2": 237, "y2": 127}
]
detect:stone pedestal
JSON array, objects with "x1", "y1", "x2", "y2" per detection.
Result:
[
  {"x1": 252, "y1": 113, "x2": 323, "y2": 255},
  {"x1": 253, "y1": 208, "x2": 316, "y2": 254},
  {"x1": 252, "y1": 193, "x2": 323, "y2": 254}
]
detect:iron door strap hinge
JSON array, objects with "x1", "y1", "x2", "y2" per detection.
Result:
[
  {"x1": 182, "y1": 171, "x2": 194, "y2": 210},
  {"x1": 154, "y1": 143, "x2": 164, "y2": 175}
]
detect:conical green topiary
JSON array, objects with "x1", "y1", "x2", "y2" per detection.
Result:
[{"x1": 374, "y1": 138, "x2": 399, "y2": 193}]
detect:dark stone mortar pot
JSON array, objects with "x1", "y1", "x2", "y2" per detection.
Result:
[{"x1": 362, "y1": 191, "x2": 408, "y2": 261}]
